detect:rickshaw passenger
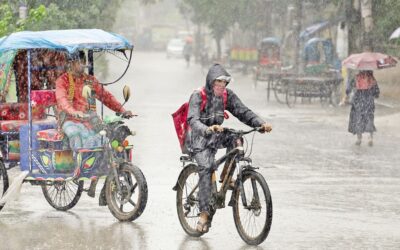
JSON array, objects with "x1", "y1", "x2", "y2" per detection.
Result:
[{"x1": 55, "y1": 51, "x2": 133, "y2": 150}]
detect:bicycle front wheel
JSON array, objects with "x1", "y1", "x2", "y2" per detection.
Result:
[{"x1": 232, "y1": 171, "x2": 272, "y2": 245}]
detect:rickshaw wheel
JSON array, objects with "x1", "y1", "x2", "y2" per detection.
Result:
[
  {"x1": 41, "y1": 180, "x2": 84, "y2": 211},
  {"x1": 329, "y1": 83, "x2": 342, "y2": 107},
  {"x1": 286, "y1": 84, "x2": 297, "y2": 108},
  {"x1": 319, "y1": 85, "x2": 331, "y2": 107},
  {"x1": 273, "y1": 79, "x2": 287, "y2": 104},
  {"x1": 0, "y1": 160, "x2": 9, "y2": 211}
]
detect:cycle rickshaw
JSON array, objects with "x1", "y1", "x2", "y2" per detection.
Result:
[
  {"x1": 253, "y1": 37, "x2": 282, "y2": 100},
  {"x1": 278, "y1": 37, "x2": 342, "y2": 108},
  {"x1": 0, "y1": 29, "x2": 147, "y2": 221}
]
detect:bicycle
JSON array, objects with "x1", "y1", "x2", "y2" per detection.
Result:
[{"x1": 173, "y1": 127, "x2": 273, "y2": 245}]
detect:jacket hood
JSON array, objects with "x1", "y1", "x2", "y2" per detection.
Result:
[{"x1": 205, "y1": 64, "x2": 231, "y2": 94}]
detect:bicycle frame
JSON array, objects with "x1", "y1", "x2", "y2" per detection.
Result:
[{"x1": 176, "y1": 128, "x2": 260, "y2": 210}]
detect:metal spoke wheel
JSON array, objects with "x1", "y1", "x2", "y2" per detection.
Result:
[
  {"x1": 0, "y1": 160, "x2": 9, "y2": 211},
  {"x1": 232, "y1": 171, "x2": 272, "y2": 245},
  {"x1": 41, "y1": 180, "x2": 84, "y2": 211},
  {"x1": 176, "y1": 164, "x2": 204, "y2": 237},
  {"x1": 273, "y1": 78, "x2": 287, "y2": 104},
  {"x1": 329, "y1": 82, "x2": 342, "y2": 107},
  {"x1": 105, "y1": 163, "x2": 148, "y2": 221},
  {"x1": 286, "y1": 83, "x2": 297, "y2": 108}
]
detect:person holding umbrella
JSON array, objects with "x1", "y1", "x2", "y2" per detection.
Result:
[
  {"x1": 342, "y1": 52, "x2": 397, "y2": 146},
  {"x1": 346, "y1": 70, "x2": 379, "y2": 146}
]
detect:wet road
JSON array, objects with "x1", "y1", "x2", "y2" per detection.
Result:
[{"x1": 1, "y1": 52, "x2": 400, "y2": 249}]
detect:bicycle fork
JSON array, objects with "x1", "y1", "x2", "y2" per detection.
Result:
[{"x1": 229, "y1": 165, "x2": 260, "y2": 209}]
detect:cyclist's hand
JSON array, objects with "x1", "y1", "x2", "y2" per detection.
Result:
[
  {"x1": 207, "y1": 125, "x2": 224, "y2": 133},
  {"x1": 71, "y1": 110, "x2": 85, "y2": 118},
  {"x1": 259, "y1": 123, "x2": 272, "y2": 133}
]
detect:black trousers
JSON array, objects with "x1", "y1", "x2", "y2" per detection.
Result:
[{"x1": 193, "y1": 132, "x2": 236, "y2": 214}]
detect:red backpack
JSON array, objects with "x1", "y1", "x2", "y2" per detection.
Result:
[{"x1": 172, "y1": 87, "x2": 228, "y2": 153}]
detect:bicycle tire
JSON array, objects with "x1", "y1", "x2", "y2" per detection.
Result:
[{"x1": 232, "y1": 171, "x2": 272, "y2": 245}]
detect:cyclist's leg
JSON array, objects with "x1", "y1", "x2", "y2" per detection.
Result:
[
  {"x1": 217, "y1": 133, "x2": 237, "y2": 183},
  {"x1": 193, "y1": 148, "x2": 217, "y2": 215}
]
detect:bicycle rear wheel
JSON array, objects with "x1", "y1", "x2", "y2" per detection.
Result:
[
  {"x1": 0, "y1": 160, "x2": 9, "y2": 211},
  {"x1": 232, "y1": 171, "x2": 272, "y2": 245},
  {"x1": 176, "y1": 164, "x2": 204, "y2": 237}
]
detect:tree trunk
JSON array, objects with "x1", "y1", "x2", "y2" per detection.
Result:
[
  {"x1": 216, "y1": 37, "x2": 222, "y2": 61},
  {"x1": 293, "y1": 0, "x2": 302, "y2": 74},
  {"x1": 361, "y1": 0, "x2": 373, "y2": 51}
]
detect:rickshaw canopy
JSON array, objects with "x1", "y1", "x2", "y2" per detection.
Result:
[
  {"x1": 304, "y1": 37, "x2": 335, "y2": 65},
  {"x1": 0, "y1": 29, "x2": 133, "y2": 53},
  {"x1": 300, "y1": 21, "x2": 330, "y2": 39},
  {"x1": 260, "y1": 37, "x2": 280, "y2": 46}
]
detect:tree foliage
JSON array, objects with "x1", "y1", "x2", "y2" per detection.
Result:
[
  {"x1": 0, "y1": 0, "x2": 123, "y2": 37},
  {"x1": 373, "y1": 0, "x2": 400, "y2": 43},
  {"x1": 181, "y1": 0, "x2": 237, "y2": 58}
]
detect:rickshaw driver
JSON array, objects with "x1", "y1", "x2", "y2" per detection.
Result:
[{"x1": 55, "y1": 50, "x2": 134, "y2": 199}]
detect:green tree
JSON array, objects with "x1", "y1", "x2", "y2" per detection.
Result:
[
  {"x1": 0, "y1": 0, "x2": 123, "y2": 36},
  {"x1": 181, "y1": 0, "x2": 236, "y2": 59},
  {"x1": 0, "y1": 4, "x2": 15, "y2": 37}
]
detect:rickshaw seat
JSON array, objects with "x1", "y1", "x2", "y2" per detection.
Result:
[
  {"x1": 36, "y1": 128, "x2": 64, "y2": 142},
  {"x1": 0, "y1": 90, "x2": 57, "y2": 133},
  {"x1": 0, "y1": 120, "x2": 29, "y2": 132}
]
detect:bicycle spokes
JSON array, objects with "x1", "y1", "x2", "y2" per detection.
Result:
[
  {"x1": 183, "y1": 173, "x2": 200, "y2": 220},
  {"x1": 236, "y1": 176, "x2": 268, "y2": 239}
]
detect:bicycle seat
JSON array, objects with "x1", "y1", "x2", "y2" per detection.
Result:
[{"x1": 180, "y1": 155, "x2": 193, "y2": 162}]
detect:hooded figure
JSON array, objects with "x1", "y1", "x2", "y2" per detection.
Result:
[
  {"x1": 186, "y1": 64, "x2": 271, "y2": 233},
  {"x1": 346, "y1": 70, "x2": 380, "y2": 146}
]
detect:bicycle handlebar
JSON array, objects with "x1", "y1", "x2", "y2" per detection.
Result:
[{"x1": 223, "y1": 127, "x2": 262, "y2": 135}]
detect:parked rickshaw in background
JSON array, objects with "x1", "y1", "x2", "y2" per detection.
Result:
[
  {"x1": 253, "y1": 37, "x2": 284, "y2": 102},
  {"x1": 280, "y1": 37, "x2": 342, "y2": 108},
  {"x1": 0, "y1": 29, "x2": 148, "y2": 221}
]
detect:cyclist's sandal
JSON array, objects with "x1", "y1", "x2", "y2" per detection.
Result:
[{"x1": 196, "y1": 220, "x2": 209, "y2": 233}]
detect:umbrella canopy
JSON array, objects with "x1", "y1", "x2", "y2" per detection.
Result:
[
  {"x1": 0, "y1": 29, "x2": 133, "y2": 53},
  {"x1": 389, "y1": 27, "x2": 400, "y2": 40},
  {"x1": 342, "y1": 52, "x2": 397, "y2": 70}
]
